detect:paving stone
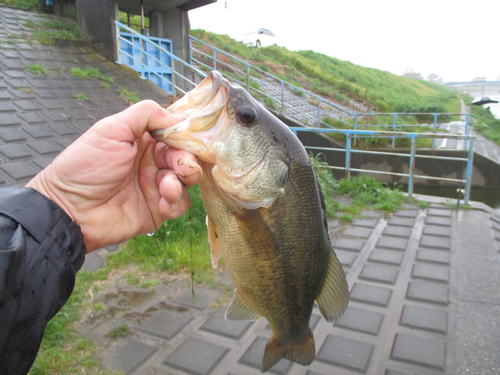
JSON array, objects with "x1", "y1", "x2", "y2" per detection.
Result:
[
  {"x1": 200, "y1": 308, "x2": 253, "y2": 339},
  {"x1": 390, "y1": 333, "x2": 446, "y2": 370},
  {"x1": 427, "y1": 208, "x2": 453, "y2": 217},
  {"x1": 419, "y1": 235, "x2": 451, "y2": 250},
  {"x1": 382, "y1": 226, "x2": 412, "y2": 238},
  {"x1": 43, "y1": 111, "x2": 71, "y2": 122},
  {"x1": 17, "y1": 112, "x2": 47, "y2": 124},
  {"x1": 32, "y1": 89, "x2": 56, "y2": 98},
  {"x1": 26, "y1": 140, "x2": 62, "y2": 155},
  {"x1": 9, "y1": 89, "x2": 36, "y2": 99},
  {"x1": 393, "y1": 210, "x2": 418, "y2": 218},
  {"x1": 406, "y1": 282, "x2": 449, "y2": 305},
  {"x1": 350, "y1": 283, "x2": 392, "y2": 307},
  {"x1": 424, "y1": 216, "x2": 452, "y2": 227},
  {"x1": 0, "y1": 144, "x2": 32, "y2": 159},
  {"x1": 38, "y1": 99, "x2": 64, "y2": 110},
  {"x1": 55, "y1": 137, "x2": 76, "y2": 149},
  {"x1": 136, "y1": 308, "x2": 194, "y2": 340},
  {"x1": 0, "y1": 129, "x2": 27, "y2": 142},
  {"x1": 174, "y1": 286, "x2": 222, "y2": 310},
  {"x1": 0, "y1": 91, "x2": 13, "y2": 100},
  {"x1": 399, "y1": 305, "x2": 448, "y2": 334},
  {"x1": 336, "y1": 251, "x2": 357, "y2": 268},
  {"x1": 12, "y1": 100, "x2": 41, "y2": 111},
  {"x1": 387, "y1": 217, "x2": 415, "y2": 228},
  {"x1": 31, "y1": 157, "x2": 54, "y2": 170},
  {"x1": 0, "y1": 102, "x2": 16, "y2": 113},
  {"x1": 360, "y1": 210, "x2": 382, "y2": 218},
  {"x1": 317, "y1": 334, "x2": 374, "y2": 373},
  {"x1": 29, "y1": 79, "x2": 53, "y2": 89},
  {"x1": 3, "y1": 70, "x2": 28, "y2": 78},
  {"x1": 21, "y1": 125, "x2": 54, "y2": 139},
  {"x1": 82, "y1": 251, "x2": 105, "y2": 271},
  {"x1": 352, "y1": 218, "x2": 379, "y2": 228},
  {"x1": 422, "y1": 225, "x2": 451, "y2": 237},
  {"x1": 376, "y1": 237, "x2": 408, "y2": 251},
  {"x1": 368, "y1": 249, "x2": 404, "y2": 265},
  {"x1": 343, "y1": 227, "x2": 372, "y2": 239},
  {"x1": 238, "y1": 336, "x2": 291, "y2": 374},
  {"x1": 412, "y1": 263, "x2": 450, "y2": 283},
  {"x1": 334, "y1": 306, "x2": 384, "y2": 335},
  {"x1": 415, "y1": 249, "x2": 451, "y2": 265},
  {"x1": 101, "y1": 339, "x2": 158, "y2": 374},
  {"x1": 359, "y1": 264, "x2": 399, "y2": 284},
  {"x1": 0, "y1": 114, "x2": 22, "y2": 126},
  {"x1": 333, "y1": 238, "x2": 365, "y2": 252},
  {"x1": 1, "y1": 161, "x2": 37, "y2": 180}
]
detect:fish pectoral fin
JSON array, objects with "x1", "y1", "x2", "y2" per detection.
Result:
[
  {"x1": 262, "y1": 330, "x2": 315, "y2": 372},
  {"x1": 316, "y1": 252, "x2": 349, "y2": 323},
  {"x1": 234, "y1": 209, "x2": 278, "y2": 258},
  {"x1": 225, "y1": 291, "x2": 261, "y2": 321},
  {"x1": 207, "y1": 215, "x2": 222, "y2": 269}
]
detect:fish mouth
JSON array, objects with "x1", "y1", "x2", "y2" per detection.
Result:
[{"x1": 149, "y1": 71, "x2": 229, "y2": 161}]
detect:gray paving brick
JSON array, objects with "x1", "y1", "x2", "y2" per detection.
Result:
[
  {"x1": 0, "y1": 102, "x2": 16, "y2": 113},
  {"x1": 1, "y1": 161, "x2": 37, "y2": 180},
  {"x1": 135, "y1": 308, "x2": 194, "y2": 340},
  {"x1": 343, "y1": 227, "x2": 372, "y2": 239},
  {"x1": 336, "y1": 251, "x2": 357, "y2": 268},
  {"x1": 361, "y1": 210, "x2": 382, "y2": 218},
  {"x1": 31, "y1": 157, "x2": 53, "y2": 170},
  {"x1": 26, "y1": 140, "x2": 62, "y2": 155},
  {"x1": 54, "y1": 137, "x2": 76, "y2": 149},
  {"x1": 174, "y1": 286, "x2": 222, "y2": 310},
  {"x1": 419, "y1": 235, "x2": 451, "y2": 250},
  {"x1": 422, "y1": 225, "x2": 451, "y2": 237},
  {"x1": 0, "y1": 129, "x2": 27, "y2": 142},
  {"x1": 8, "y1": 79, "x2": 30, "y2": 88},
  {"x1": 333, "y1": 238, "x2": 365, "y2": 252},
  {"x1": 350, "y1": 283, "x2": 392, "y2": 307},
  {"x1": 238, "y1": 336, "x2": 291, "y2": 374},
  {"x1": 388, "y1": 217, "x2": 415, "y2": 228},
  {"x1": 415, "y1": 249, "x2": 451, "y2": 264},
  {"x1": 3, "y1": 70, "x2": 28, "y2": 78},
  {"x1": 368, "y1": 249, "x2": 404, "y2": 265},
  {"x1": 393, "y1": 210, "x2": 418, "y2": 218},
  {"x1": 0, "y1": 144, "x2": 32, "y2": 159},
  {"x1": 412, "y1": 263, "x2": 450, "y2": 283},
  {"x1": 29, "y1": 79, "x2": 53, "y2": 89},
  {"x1": 359, "y1": 264, "x2": 399, "y2": 284},
  {"x1": 17, "y1": 112, "x2": 46, "y2": 124},
  {"x1": 425, "y1": 216, "x2": 452, "y2": 227},
  {"x1": 390, "y1": 333, "x2": 446, "y2": 370},
  {"x1": 12, "y1": 100, "x2": 41, "y2": 111},
  {"x1": 382, "y1": 226, "x2": 412, "y2": 238},
  {"x1": 385, "y1": 370, "x2": 417, "y2": 375},
  {"x1": 101, "y1": 339, "x2": 158, "y2": 374},
  {"x1": 200, "y1": 308, "x2": 253, "y2": 339},
  {"x1": 317, "y1": 335, "x2": 374, "y2": 372},
  {"x1": 9, "y1": 89, "x2": 36, "y2": 99},
  {"x1": 38, "y1": 99, "x2": 64, "y2": 110},
  {"x1": 427, "y1": 208, "x2": 453, "y2": 217},
  {"x1": 48, "y1": 124, "x2": 78, "y2": 135},
  {"x1": 0, "y1": 114, "x2": 22, "y2": 126},
  {"x1": 0, "y1": 91, "x2": 13, "y2": 100},
  {"x1": 376, "y1": 237, "x2": 408, "y2": 251},
  {"x1": 406, "y1": 282, "x2": 449, "y2": 305},
  {"x1": 334, "y1": 306, "x2": 384, "y2": 335},
  {"x1": 43, "y1": 112, "x2": 71, "y2": 122},
  {"x1": 399, "y1": 305, "x2": 448, "y2": 334},
  {"x1": 32, "y1": 89, "x2": 57, "y2": 98},
  {"x1": 21, "y1": 126, "x2": 54, "y2": 138},
  {"x1": 352, "y1": 218, "x2": 379, "y2": 228}
]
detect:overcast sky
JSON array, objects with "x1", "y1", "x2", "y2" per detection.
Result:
[{"x1": 189, "y1": 0, "x2": 500, "y2": 83}]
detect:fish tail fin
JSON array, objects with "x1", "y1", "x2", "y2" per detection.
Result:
[{"x1": 261, "y1": 330, "x2": 315, "y2": 372}]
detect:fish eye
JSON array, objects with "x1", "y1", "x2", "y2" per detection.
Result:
[{"x1": 237, "y1": 106, "x2": 257, "y2": 126}]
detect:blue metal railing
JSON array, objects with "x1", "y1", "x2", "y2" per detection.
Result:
[
  {"x1": 189, "y1": 36, "x2": 471, "y2": 149},
  {"x1": 290, "y1": 127, "x2": 475, "y2": 204}
]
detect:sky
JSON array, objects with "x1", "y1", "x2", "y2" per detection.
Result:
[{"x1": 188, "y1": 0, "x2": 500, "y2": 83}]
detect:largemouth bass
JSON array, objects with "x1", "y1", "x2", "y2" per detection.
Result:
[{"x1": 151, "y1": 71, "x2": 348, "y2": 372}]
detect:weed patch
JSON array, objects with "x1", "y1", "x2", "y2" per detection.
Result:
[
  {"x1": 73, "y1": 93, "x2": 88, "y2": 100},
  {"x1": 118, "y1": 88, "x2": 140, "y2": 104},
  {"x1": 26, "y1": 62, "x2": 50, "y2": 76},
  {"x1": 70, "y1": 68, "x2": 115, "y2": 83},
  {"x1": 23, "y1": 19, "x2": 80, "y2": 45}
]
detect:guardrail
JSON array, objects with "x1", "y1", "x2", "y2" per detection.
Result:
[
  {"x1": 289, "y1": 127, "x2": 475, "y2": 204},
  {"x1": 189, "y1": 35, "x2": 470, "y2": 148},
  {"x1": 115, "y1": 21, "x2": 206, "y2": 96}
]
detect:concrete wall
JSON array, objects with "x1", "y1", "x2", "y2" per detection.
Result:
[{"x1": 76, "y1": 0, "x2": 118, "y2": 62}]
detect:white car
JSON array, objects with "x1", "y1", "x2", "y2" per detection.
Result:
[{"x1": 236, "y1": 28, "x2": 278, "y2": 48}]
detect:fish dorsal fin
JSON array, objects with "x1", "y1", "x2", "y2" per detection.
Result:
[
  {"x1": 234, "y1": 209, "x2": 278, "y2": 258},
  {"x1": 206, "y1": 215, "x2": 222, "y2": 269},
  {"x1": 225, "y1": 291, "x2": 261, "y2": 321},
  {"x1": 316, "y1": 252, "x2": 349, "y2": 322}
]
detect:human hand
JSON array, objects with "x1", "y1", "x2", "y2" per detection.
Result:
[{"x1": 26, "y1": 100, "x2": 201, "y2": 253}]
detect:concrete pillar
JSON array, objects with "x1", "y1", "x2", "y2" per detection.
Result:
[{"x1": 76, "y1": 0, "x2": 119, "y2": 61}]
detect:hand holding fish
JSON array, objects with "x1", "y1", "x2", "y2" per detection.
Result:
[{"x1": 26, "y1": 100, "x2": 202, "y2": 253}]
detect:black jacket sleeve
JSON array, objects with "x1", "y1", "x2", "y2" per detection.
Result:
[{"x1": 0, "y1": 187, "x2": 86, "y2": 375}]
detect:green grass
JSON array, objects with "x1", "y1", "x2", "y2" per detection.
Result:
[
  {"x1": 23, "y1": 19, "x2": 80, "y2": 45},
  {"x1": 118, "y1": 88, "x2": 141, "y2": 104},
  {"x1": 73, "y1": 93, "x2": 88, "y2": 100},
  {"x1": 0, "y1": 0, "x2": 39, "y2": 11},
  {"x1": 26, "y1": 62, "x2": 50, "y2": 76},
  {"x1": 106, "y1": 325, "x2": 130, "y2": 338},
  {"x1": 70, "y1": 68, "x2": 115, "y2": 83}
]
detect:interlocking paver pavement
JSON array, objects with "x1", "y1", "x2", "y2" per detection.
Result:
[{"x1": 2, "y1": 6, "x2": 500, "y2": 375}]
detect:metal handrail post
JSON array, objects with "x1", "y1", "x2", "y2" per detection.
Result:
[
  {"x1": 246, "y1": 65, "x2": 250, "y2": 92},
  {"x1": 345, "y1": 133, "x2": 351, "y2": 179},
  {"x1": 392, "y1": 114, "x2": 397, "y2": 148},
  {"x1": 281, "y1": 80, "x2": 285, "y2": 113},
  {"x1": 408, "y1": 136, "x2": 416, "y2": 197},
  {"x1": 317, "y1": 99, "x2": 321, "y2": 128},
  {"x1": 212, "y1": 48, "x2": 216, "y2": 70},
  {"x1": 432, "y1": 114, "x2": 438, "y2": 148},
  {"x1": 171, "y1": 59, "x2": 176, "y2": 98},
  {"x1": 115, "y1": 23, "x2": 122, "y2": 64},
  {"x1": 464, "y1": 113, "x2": 470, "y2": 150},
  {"x1": 464, "y1": 138, "x2": 474, "y2": 205},
  {"x1": 354, "y1": 113, "x2": 358, "y2": 146}
]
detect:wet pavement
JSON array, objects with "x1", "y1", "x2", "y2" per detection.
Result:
[{"x1": 2, "y1": 6, "x2": 500, "y2": 375}]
